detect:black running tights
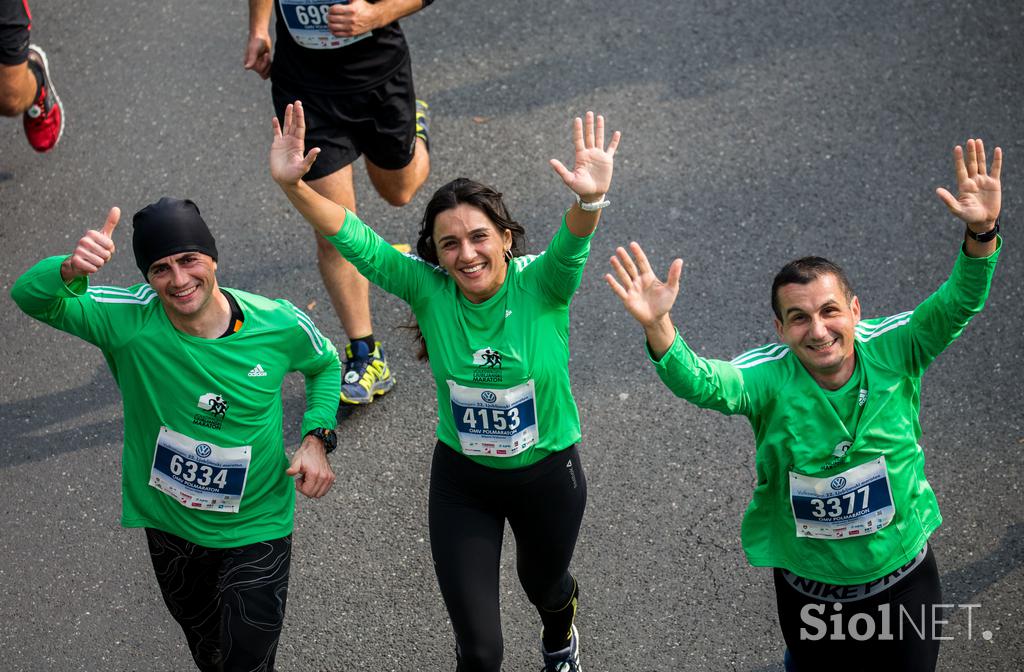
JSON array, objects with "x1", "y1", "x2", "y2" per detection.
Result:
[
  {"x1": 775, "y1": 545, "x2": 942, "y2": 672},
  {"x1": 429, "y1": 442, "x2": 588, "y2": 672},
  {"x1": 145, "y1": 528, "x2": 292, "y2": 672}
]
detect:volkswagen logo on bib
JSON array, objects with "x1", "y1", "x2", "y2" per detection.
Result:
[
  {"x1": 481, "y1": 391, "x2": 497, "y2": 403},
  {"x1": 196, "y1": 443, "x2": 213, "y2": 459},
  {"x1": 830, "y1": 476, "x2": 847, "y2": 490}
]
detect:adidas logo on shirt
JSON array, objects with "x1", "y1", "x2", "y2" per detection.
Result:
[{"x1": 248, "y1": 364, "x2": 268, "y2": 377}]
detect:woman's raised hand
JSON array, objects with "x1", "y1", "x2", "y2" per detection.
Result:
[
  {"x1": 270, "y1": 101, "x2": 321, "y2": 187},
  {"x1": 550, "y1": 112, "x2": 622, "y2": 201}
]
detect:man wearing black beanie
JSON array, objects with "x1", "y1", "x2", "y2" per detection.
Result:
[{"x1": 11, "y1": 199, "x2": 342, "y2": 672}]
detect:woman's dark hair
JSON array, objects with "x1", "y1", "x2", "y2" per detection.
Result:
[
  {"x1": 414, "y1": 178, "x2": 527, "y2": 264},
  {"x1": 409, "y1": 178, "x2": 528, "y2": 360}
]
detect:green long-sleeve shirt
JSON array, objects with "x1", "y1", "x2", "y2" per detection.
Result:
[
  {"x1": 328, "y1": 209, "x2": 591, "y2": 469},
  {"x1": 651, "y1": 242, "x2": 1000, "y2": 583},
  {"x1": 11, "y1": 256, "x2": 340, "y2": 547}
]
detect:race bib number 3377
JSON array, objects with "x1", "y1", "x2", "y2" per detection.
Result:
[
  {"x1": 789, "y1": 456, "x2": 895, "y2": 539},
  {"x1": 148, "y1": 427, "x2": 251, "y2": 513}
]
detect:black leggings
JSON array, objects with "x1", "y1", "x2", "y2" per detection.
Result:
[
  {"x1": 775, "y1": 545, "x2": 942, "y2": 672},
  {"x1": 145, "y1": 528, "x2": 292, "y2": 672},
  {"x1": 429, "y1": 442, "x2": 587, "y2": 672}
]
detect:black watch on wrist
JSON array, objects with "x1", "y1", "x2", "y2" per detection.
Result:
[
  {"x1": 966, "y1": 218, "x2": 1000, "y2": 243},
  {"x1": 305, "y1": 427, "x2": 338, "y2": 454}
]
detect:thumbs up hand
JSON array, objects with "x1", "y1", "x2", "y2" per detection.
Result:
[{"x1": 61, "y1": 207, "x2": 121, "y2": 283}]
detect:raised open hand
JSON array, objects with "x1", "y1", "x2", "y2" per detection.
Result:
[
  {"x1": 270, "y1": 101, "x2": 321, "y2": 187},
  {"x1": 606, "y1": 242, "x2": 683, "y2": 328},
  {"x1": 61, "y1": 207, "x2": 121, "y2": 282},
  {"x1": 550, "y1": 112, "x2": 622, "y2": 201},
  {"x1": 935, "y1": 138, "x2": 1002, "y2": 232}
]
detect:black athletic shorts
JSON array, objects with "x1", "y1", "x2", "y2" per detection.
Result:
[
  {"x1": 0, "y1": 0, "x2": 31, "y2": 65},
  {"x1": 272, "y1": 56, "x2": 418, "y2": 180}
]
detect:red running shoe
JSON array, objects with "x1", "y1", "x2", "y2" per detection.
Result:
[{"x1": 23, "y1": 45, "x2": 64, "y2": 152}]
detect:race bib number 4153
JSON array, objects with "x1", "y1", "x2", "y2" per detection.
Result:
[
  {"x1": 448, "y1": 380, "x2": 538, "y2": 457},
  {"x1": 148, "y1": 427, "x2": 251, "y2": 513}
]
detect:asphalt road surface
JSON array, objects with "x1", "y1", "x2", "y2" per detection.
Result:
[{"x1": 1, "y1": 1, "x2": 1021, "y2": 670}]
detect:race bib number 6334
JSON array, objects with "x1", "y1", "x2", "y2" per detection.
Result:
[{"x1": 148, "y1": 427, "x2": 251, "y2": 513}]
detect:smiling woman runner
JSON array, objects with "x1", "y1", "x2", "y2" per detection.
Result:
[{"x1": 271, "y1": 101, "x2": 619, "y2": 672}]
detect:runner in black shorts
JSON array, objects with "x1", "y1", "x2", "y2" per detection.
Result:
[
  {"x1": 0, "y1": 0, "x2": 64, "y2": 151},
  {"x1": 245, "y1": 0, "x2": 434, "y2": 407}
]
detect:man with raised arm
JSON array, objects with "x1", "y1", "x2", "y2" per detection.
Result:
[
  {"x1": 245, "y1": 0, "x2": 435, "y2": 407},
  {"x1": 607, "y1": 140, "x2": 1003, "y2": 671},
  {"x1": 11, "y1": 198, "x2": 341, "y2": 671}
]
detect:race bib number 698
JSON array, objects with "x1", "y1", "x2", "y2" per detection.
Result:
[{"x1": 278, "y1": 0, "x2": 372, "y2": 50}]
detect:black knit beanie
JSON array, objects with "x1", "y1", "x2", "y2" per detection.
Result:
[{"x1": 132, "y1": 197, "x2": 218, "y2": 278}]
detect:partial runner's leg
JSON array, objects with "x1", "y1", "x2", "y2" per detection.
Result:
[
  {"x1": 307, "y1": 166, "x2": 371, "y2": 340},
  {"x1": 0, "y1": 0, "x2": 63, "y2": 151},
  {"x1": 218, "y1": 535, "x2": 293, "y2": 672},
  {"x1": 429, "y1": 442, "x2": 506, "y2": 672},
  {"x1": 507, "y1": 446, "x2": 587, "y2": 653},
  {"x1": 145, "y1": 528, "x2": 225, "y2": 672},
  {"x1": 366, "y1": 135, "x2": 430, "y2": 207},
  {"x1": 0, "y1": 0, "x2": 34, "y2": 115},
  {"x1": 362, "y1": 60, "x2": 431, "y2": 206}
]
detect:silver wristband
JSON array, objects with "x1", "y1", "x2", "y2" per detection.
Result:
[{"x1": 576, "y1": 193, "x2": 610, "y2": 211}]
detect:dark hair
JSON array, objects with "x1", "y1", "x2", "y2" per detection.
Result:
[
  {"x1": 415, "y1": 178, "x2": 527, "y2": 263},
  {"x1": 408, "y1": 178, "x2": 528, "y2": 360},
  {"x1": 770, "y1": 256, "x2": 854, "y2": 320}
]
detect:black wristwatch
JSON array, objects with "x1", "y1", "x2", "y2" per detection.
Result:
[
  {"x1": 966, "y1": 218, "x2": 1000, "y2": 243},
  {"x1": 304, "y1": 427, "x2": 338, "y2": 454}
]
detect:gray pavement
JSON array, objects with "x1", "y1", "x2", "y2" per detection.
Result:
[{"x1": 1, "y1": 1, "x2": 1022, "y2": 670}]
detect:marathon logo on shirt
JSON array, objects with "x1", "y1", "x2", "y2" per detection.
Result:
[
  {"x1": 193, "y1": 392, "x2": 228, "y2": 430},
  {"x1": 472, "y1": 347, "x2": 503, "y2": 383},
  {"x1": 820, "y1": 441, "x2": 852, "y2": 471}
]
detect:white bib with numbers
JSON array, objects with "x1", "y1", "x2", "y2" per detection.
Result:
[
  {"x1": 278, "y1": 0, "x2": 371, "y2": 50},
  {"x1": 148, "y1": 427, "x2": 252, "y2": 513},
  {"x1": 447, "y1": 380, "x2": 539, "y2": 457},
  {"x1": 789, "y1": 456, "x2": 896, "y2": 539}
]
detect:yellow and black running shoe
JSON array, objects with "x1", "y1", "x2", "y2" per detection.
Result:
[
  {"x1": 340, "y1": 340, "x2": 395, "y2": 404},
  {"x1": 415, "y1": 99, "x2": 430, "y2": 152}
]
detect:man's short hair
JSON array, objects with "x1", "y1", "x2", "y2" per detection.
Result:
[{"x1": 771, "y1": 257, "x2": 855, "y2": 320}]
